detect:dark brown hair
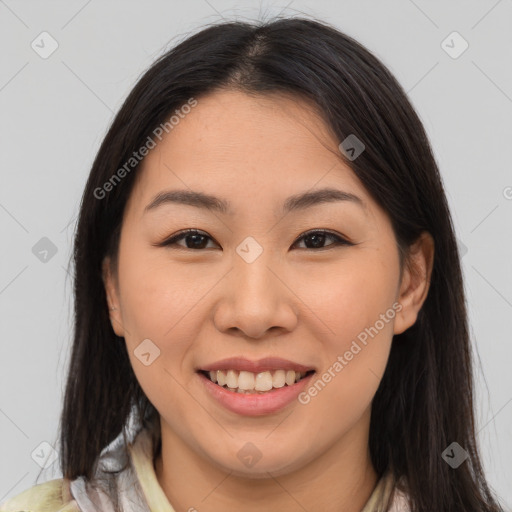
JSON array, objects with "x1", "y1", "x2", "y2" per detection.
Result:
[{"x1": 55, "y1": 15, "x2": 504, "y2": 511}]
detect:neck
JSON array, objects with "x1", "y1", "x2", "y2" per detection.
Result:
[{"x1": 154, "y1": 410, "x2": 378, "y2": 512}]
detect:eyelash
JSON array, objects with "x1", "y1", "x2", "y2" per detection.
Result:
[{"x1": 157, "y1": 228, "x2": 353, "y2": 251}]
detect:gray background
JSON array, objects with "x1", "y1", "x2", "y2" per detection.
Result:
[{"x1": 1, "y1": 0, "x2": 511, "y2": 507}]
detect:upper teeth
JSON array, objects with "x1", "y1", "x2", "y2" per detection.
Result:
[{"x1": 207, "y1": 369, "x2": 308, "y2": 392}]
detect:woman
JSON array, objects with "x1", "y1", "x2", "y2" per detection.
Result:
[{"x1": 1, "y1": 16, "x2": 505, "y2": 512}]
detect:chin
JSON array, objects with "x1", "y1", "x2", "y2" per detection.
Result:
[{"x1": 206, "y1": 444, "x2": 310, "y2": 479}]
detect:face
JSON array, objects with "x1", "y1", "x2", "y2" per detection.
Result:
[{"x1": 103, "y1": 89, "x2": 432, "y2": 478}]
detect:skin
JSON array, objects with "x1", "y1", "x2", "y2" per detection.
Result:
[{"x1": 103, "y1": 89, "x2": 434, "y2": 512}]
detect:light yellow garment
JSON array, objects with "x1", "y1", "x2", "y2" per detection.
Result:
[{"x1": 0, "y1": 427, "x2": 409, "y2": 511}]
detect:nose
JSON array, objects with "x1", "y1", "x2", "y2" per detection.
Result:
[{"x1": 212, "y1": 248, "x2": 299, "y2": 340}]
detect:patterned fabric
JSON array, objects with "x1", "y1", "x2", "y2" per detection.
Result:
[{"x1": 0, "y1": 427, "x2": 410, "y2": 511}]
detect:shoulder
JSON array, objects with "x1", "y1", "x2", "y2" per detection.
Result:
[{"x1": 0, "y1": 478, "x2": 79, "y2": 512}]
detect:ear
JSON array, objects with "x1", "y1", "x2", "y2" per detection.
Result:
[
  {"x1": 102, "y1": 256, "x2": 125, "y2": 337},
  {"x1": 393, "y1": 231, "x2": 435, "y2": 335}
]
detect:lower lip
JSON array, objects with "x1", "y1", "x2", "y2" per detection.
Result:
[{"x1": 198, "y1": 371, "x2": 315, "y2": 416}]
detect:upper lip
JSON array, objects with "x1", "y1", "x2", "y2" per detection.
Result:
[{"x1": 198, "y1": 357, "x2": 316, "y2": 374}]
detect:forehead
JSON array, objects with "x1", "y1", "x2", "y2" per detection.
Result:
[
  {"x1": 128, "y1": 89, "x2": 369, "y2": 216},
  {"x1": 163, "y1": 89, "x2": 337, "y2": 157}
]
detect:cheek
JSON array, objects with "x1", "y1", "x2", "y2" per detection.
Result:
[
  {"x1": 295, "y1": 250, "x2": 399, "y2": 340},
  {"x1": 295, "y1": 253, "x2": 397, "y2": 416},
  {"x1": 118, "y1": 259, "x2": 206, "y2": 417},
  {"x1": 116, "y1": 243, "x2": 214, "y2": 400},
  {"x1": 117, "y1": 240, "x2": 216, "y2": 339},
  {"x1": 302, "y1": 319, "x2": 393, "y2": 436}
]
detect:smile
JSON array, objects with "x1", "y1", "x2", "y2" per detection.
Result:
[
  {"x1": 199, "y1": 369, "x2": 315, "y2": 394},
  {"x1": 197, "y1": 369, "x2": 316, "y2": 416}
]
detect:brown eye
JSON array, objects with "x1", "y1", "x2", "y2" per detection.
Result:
[
  {"x1": 292, "y1": 230, "x2": 353, "y2": 250},
  {"x1": 158, "y1": 229, "x2": 218, "y2": 250}
]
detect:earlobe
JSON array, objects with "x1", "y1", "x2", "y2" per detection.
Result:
[
  {"x1": 393, "y1": 232, "x2": 435, "y2": 335},
  {"x1": 102, "y1": 256, "x2": 125, "y2": 337}
]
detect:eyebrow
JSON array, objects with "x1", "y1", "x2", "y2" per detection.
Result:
[{"x1": 143, "y1": 187, "x2": 366, "y2": 216}]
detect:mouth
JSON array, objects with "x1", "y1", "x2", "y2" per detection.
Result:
[{"x1": 197, "y1": 369, "x2": 316, "y2": 394}]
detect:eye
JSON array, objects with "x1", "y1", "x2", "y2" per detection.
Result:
[
  {"x1": 157, "y1": 229, "x2": 219, "y2": 250},
  {"x1": 156, "y1": 228, "x2": 353, "y2": 251},
  {"x1": 292, "y1": 229, "x2": 353, "y2": 250}
]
